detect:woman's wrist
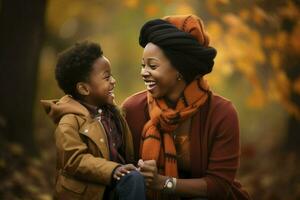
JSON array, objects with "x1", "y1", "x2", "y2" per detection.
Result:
[
  {"x1": 162, "y1": 176, "x2": 177, "y2": 193},
  {"x1": 155, "y1": 174, "x2": 168, "y2": 191}
]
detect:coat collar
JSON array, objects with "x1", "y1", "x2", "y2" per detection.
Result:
[{"x1": 41, "y1": 95, "x2": 91, "y2": 123}]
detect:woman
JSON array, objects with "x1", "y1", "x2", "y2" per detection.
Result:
[{"x1": 122, "y1": 15, "x2": 251, "y2": 200}]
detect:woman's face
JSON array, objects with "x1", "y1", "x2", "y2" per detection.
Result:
[{"x1": 141, "y1": 43, "x2": 186, "y2": 101}]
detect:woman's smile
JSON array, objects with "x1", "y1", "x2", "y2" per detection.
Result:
[{"x1": 143, "y1": 79, "x2": 157, "y2": 92}]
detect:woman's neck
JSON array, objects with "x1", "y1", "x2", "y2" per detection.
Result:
[
  {"x1": 164, "y1": 80, "x2": 186, "y2": 108},
  {"x1": 163, "y1": 97, "x2": 178, "y2": 109}
]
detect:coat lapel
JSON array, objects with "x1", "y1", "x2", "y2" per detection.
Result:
[{"x1": 79, "y1": 120, "x2": 110, "y2": 160}]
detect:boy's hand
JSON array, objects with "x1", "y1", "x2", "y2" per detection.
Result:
[
  {"x1": 138, "y1": 159, "x2": 164, "y2": 190},
  {"x1": 113, "y1": 164, "x2": 137, "y2": 181}
]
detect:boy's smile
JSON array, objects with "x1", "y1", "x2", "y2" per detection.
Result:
[{"x1": 83, "y1": 56, "x2": 116, "y2": 107}]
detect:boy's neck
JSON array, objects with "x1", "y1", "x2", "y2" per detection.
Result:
[
  {"x1": 77, "y1": 99, "x2": 107, "y2": 118},
  {"x1": 75, "y1": 96, "x2": 104, "y2": 112},
  {"x1": 77, "y1": 96, "x2": 102, "y2": 108},
  {"x1": 80, "y1": 100, "x2": 98, "y2": 110}
]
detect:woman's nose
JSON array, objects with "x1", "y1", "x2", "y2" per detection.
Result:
[{"x1": 141, "y1": 68, "x2": 150, "y2": 77}]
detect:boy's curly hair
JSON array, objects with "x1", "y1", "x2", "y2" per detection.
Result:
[{"x1": 55, "y1": 41, "x2": 103, "y2": 98}]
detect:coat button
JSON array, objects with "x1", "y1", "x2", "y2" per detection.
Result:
[
  {"x1": 100, "y1": 138, "x2": 104, "y2": 143},
  {"x1": 84, "y1": 129, "x2": 88, "y2": 133}
]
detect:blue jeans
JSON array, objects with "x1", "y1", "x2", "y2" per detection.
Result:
[{"x1": 115, "y1": 170, "x2": 146, "y2": 200}]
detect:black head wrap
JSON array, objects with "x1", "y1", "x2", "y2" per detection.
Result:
[{"x1": 139, "y1": 18, "x2": 217, "y2": 83}]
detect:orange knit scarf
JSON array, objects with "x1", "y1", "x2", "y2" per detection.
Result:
[{"x1": 140, "y1": 78, "x2": 209, "y2": 178}]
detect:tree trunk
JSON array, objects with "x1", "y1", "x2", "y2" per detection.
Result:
[{"x1": 0, "y1": 0, "x2": 46, "y2": 154}]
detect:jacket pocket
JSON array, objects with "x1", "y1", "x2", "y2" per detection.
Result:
[
  {"x1": 61, "y1": 175, "x2": 87, "y2": 194},
  {"x1": 55, "y1": 174, "x2": 87, "y2": 199}
]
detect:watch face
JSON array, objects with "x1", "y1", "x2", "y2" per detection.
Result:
[{"x1": 167, "y1": 181, "x2": 173, "y2": 188}]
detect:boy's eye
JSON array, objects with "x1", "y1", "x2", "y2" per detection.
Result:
[
  {"x1": 104, "y1": 75, "x2": 111, "y2": 80},
  {"x1": 141, "y1": 64, "x2": 146, "y2": 68}
]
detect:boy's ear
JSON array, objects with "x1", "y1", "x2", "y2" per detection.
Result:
[{"x1": 76, "y1": 82, "x2": 90, "y2": 96}]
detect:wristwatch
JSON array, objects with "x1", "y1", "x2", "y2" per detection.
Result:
[{"x1": 163, "y1": 177, "x2": 177, "y2": 193}]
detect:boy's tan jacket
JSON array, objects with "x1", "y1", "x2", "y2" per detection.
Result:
[{"x1": 41, "y1": 95, "x2": 134, "y2": 200}]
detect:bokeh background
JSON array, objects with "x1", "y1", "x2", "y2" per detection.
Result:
[{"x1": 1, "y1": 0, "x2": 300, "y2": 199}]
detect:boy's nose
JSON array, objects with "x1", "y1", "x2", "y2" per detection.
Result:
[{"x1": 111, "y1": 76, "x2": 116, "y2": 84}]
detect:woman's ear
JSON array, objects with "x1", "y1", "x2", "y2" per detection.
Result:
[{"x1": 76, "y1": 82, "x2": 90, "y2": 96}]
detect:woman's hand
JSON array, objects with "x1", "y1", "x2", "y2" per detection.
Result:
[
  {"x1": 113, "y1": 164, "x2": 137, "y2": 181},
  {"x1": 138, "y1": 159, "x2": 165, "y2": 190}
]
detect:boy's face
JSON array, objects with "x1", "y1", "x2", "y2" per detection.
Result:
[{"x1": 85, "y1": 56, "x2": 116, "y2": 106}]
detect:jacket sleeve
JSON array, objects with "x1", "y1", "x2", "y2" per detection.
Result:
[
  {"x1": 203, "y1": 102, "x2": 241, "y2": 200},
  {"x1": 55, "y1": 114, "x2": 120, "y2": 185}
]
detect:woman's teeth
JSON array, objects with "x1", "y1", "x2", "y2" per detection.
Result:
[{"x1": 144, "y1": 81, "x2": 156, "y2": 90}]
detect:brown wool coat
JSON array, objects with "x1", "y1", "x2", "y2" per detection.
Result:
[
  {"x1": 122, "y1": 91, "x2": 251, "y2": 200},
  {"x1": 41, "y1": 95, "x2": 134, "y2": 200}
]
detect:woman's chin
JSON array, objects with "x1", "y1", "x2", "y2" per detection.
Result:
[{"x1": 148, "y1": 89, "x2": 163, "y2": 99}]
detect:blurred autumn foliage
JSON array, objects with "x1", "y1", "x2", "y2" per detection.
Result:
[{"x1": 0, "y1": 0, "x2": 300, "y2": 199}]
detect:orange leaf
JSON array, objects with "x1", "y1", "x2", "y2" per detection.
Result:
[
  {"x1": 293, "y1": 77, "x2": 300, "y2": 95},
  {"x1": 145, "y1": 4, "x2": 159, "y2": 17}
]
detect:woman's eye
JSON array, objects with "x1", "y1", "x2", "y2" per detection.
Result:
[
  {"x1": 141, "y1": 64, "x2": 157, "y2": 69},
  {"x1": 149, "y1": 65, "x2": 157, "y2": 69}
]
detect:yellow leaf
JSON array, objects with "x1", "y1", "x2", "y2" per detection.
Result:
[
  {"x1": 206, "y1": 0, "x2": 220, "y2": 16},
  {"x1": 268, "y1": 79, "x2": 280, "y2": 101},
  {"x1": 163, "y1": 0, "x2": 173, "y2": 4},
  {"x1": 175, "y1": 3, "x2": 195, "y2": 15},
  {"x1": 270, "y1": 51, "x2": 281, "y2": 70},
  {"x1": 223, "y1": 13, "x2": 242, "y2": 28},
  {"x1": 239, "y1": 9, "x2": 250, "y2": 21},
  {"x1": 217, "y1": 0, "x2": 230, "y2": 5},
  {"x1": 206, "y1": 0, "x2": 229, "y2": 16},
  {"x1": 276, "y1": 71, "x2": 291, "y2": 97},
  {"x1": 277, "y1": 31, "x2": 288, "y2": 49},
  {"x1": 247, "y1": 87, "x2": 266, "y2": 108},
  {"x1": 280, "y1": 0, "x2": 300, "y2": 19},
  {"x1": 263, "y1": 35, "x2": 275, "y2": 49},
  {"x1": 252, "y1": 6, "x2": 268, "y2": 26},
  {"x1": 207, "y1": 21, "x2": 224, "y2": 42},
  {"x1": 124, "y1": 0, "x2": 139, "y2": 8}
]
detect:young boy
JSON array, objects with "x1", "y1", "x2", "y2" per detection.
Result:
[{"x1": 41, "y1": 41, "x2": 145, "y2": 200}]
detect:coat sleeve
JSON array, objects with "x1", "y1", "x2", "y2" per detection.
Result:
[
  {"x1": 121, "y1": 91, "x2": 148, "y2": 161},
  {"x1": 55, "y1": 114, "x2": 120, "y2": 185},
  {"x1": 203, "y1": 101, "x2": 242, "y2": 200}
]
